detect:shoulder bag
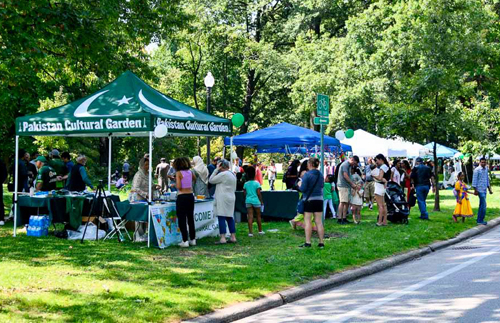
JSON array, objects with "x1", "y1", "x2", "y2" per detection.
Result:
[{"x1": 297, "y1": 172, "x2": 320, "y2": 214}]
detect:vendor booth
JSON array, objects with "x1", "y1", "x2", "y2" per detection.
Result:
[
  {"x1": 341, "y1": 130, "x2": 407, "y2": 157},
  {"x1": 224, "y1": 122, "x2": 341, "y2": 219},
  {"x1": 423, "y1": 142, "x2": 460, "y2": 158},
  {"x1": 224, "y1": 122, "x2": 341, "y2": 148},
  {"x1": 14, "y1": 71, "x2": 232, "y2": 247}
]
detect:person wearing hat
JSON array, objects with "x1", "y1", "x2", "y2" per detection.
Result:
[
  {"x1": 410, "y1": 157, "x2": 435, "y2": 220},
  {"x1": 49, "y1": 149, "x2": 68, "y2": 188},
  {"x1": 35, "y1": 156, "x2": 58, "y2": 191},
  {"x1": 67, "y1": 155, "x2": 94, "y2": 191},
  {"x1": 155, "y1": 157, "x2": 170, "y2": 193}
]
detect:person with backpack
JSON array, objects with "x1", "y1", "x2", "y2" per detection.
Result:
[
  {"x1": 372, "y1": 154, "x2": 391, "y2": 226},
  {"x1": 298, "y1": 158, "x2": 325, "y2": 248},
  {"x1": 284, "y1": 160, "x2": 300, "y2": 190},
  {"x1": 411, "y1": 157, "x2": 435, "y2": 220}
]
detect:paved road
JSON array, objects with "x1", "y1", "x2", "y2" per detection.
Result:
[{"x1": 237, "y1": 226, "x2": 500, "y2": 323}]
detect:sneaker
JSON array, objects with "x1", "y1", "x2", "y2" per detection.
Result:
[
  {"x1": 258, "y1": 231, "x2": 265, "y2": 235},
  {"x1": 0, "y1": 221, "x2": 4, "y2": 226},
  {"x1": 178, "y1": 241, "x2": 189, "y2": 248},
  {"x1": 332, "y1": 214, "x2": 337, "y2": 219},
  {"x1": 369, "y1": 204, "x2": 373, "y2": 210},
  {"x1": 318, "y1": 243, "x2": 325, "y2": 249},
  {"x1": 189, "y1": 239, "x2": 196, "y2": 246},
  {"x1": 343, "y1": 219, "x2": 351, "y2": 224},
  {"x1": 477, "y1": 221, "x2": 488, "y2": 225},
  {"x1": 248, "y1": 233, "x2": 254, "y2": 237},
  {"x1": 299, "y1": 243, "x2": 312, "y2": 248}
]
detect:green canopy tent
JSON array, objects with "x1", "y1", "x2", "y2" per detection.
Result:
[{"x1": 13, "y1": 71, "x2": 232, "y2": 246}]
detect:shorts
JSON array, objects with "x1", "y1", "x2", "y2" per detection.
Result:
[
  {"x1": 338, "y1": 187, "x2": 350, "y2": 203},
  {"x1": 304, "y1": 200, "x2": 323, "y2": 213},
  {"x1": 246, "y1": 204, "x2": 261, "y2": 208},
  {"x1": 374, "y1": 182, "x2": 386, "y2": 196},
  {"x1": 364, "y1": 181, "x2": 375, "y2": 199}
]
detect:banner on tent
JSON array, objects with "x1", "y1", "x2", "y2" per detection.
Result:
[
  {"x1": 154, "y1": 118, "x2": 231, "y2": 136},
  {"x1": 17, "y1": 117, "x2": 150, "y2": 135}
]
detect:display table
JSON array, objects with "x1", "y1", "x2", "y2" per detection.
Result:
[
  {"x1": 17, "y1": 194, "x2": 120, "y2": 230},
  {"x1": 234, "y1": 190, "x2": 299, "y2": 220},
  {"x1": 146, "y1": 199, "x2": 219, "y2": 248}
]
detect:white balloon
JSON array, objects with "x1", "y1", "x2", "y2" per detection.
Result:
[
  {"x1": 335, "y1": 130, "x2": 346, "y2": 141},
  {"x1": 453, "y1": 152, "x2": 461, "y2": 159},
  {"x1": 154, "y1": 124, "x2": 168, "y2": 138}
]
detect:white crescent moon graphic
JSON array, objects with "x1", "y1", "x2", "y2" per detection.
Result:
[
  {"x1": 138, "y1": 90, "x2": 194, "y2": 118},
  {"x1": 73, "y1": 90, "x2": 115, "y2": 117}
]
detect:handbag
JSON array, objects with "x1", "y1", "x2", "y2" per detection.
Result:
[
  {"x1": 408, "y1": 188, "x2": 416, "y2": 207},
  {"x1": 297, "y1": 173, "x2": 320, "y2": 214}
]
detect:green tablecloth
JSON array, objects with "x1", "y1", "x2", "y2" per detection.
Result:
[
  {"x1": 116, "y1": 201, "x2": 149, "y2": 222},
  {"x1": 235, "y1": 190, "x2": 299, "y2": 219},
  {"x1": 17, "y1": 194, "x2": 120, "y2": 229}
]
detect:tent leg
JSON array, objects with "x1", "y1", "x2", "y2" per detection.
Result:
[
  {"x1": 13, "y1": 135, "x2": 19, "y2": 237},
  {"x1": 148, "y1": 131, "x2": 153, "y2": 248},
  {"x1": 230, "y1": 136, "x2": 233, "y2": 171},
  {"x1": 108, "y1": 136, "x2": 112, "y2": 191}
]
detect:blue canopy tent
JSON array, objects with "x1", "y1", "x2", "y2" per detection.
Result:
[
  {"x1": 423, "y1": 142, "x2": 460, "y2": 158},
  {"x1": 224, "y1": 122, "x2": 341, "y2": 149}
]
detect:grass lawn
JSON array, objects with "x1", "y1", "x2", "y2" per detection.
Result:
[{"x1": 1, "y1": 182, "x2": 499, "y2": 322}]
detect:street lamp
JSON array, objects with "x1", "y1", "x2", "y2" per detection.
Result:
[{"x1": 204, "y1": 72, "x2": 215, "y2": 165}]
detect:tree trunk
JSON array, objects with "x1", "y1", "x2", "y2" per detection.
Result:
[
  {"x1": 99, "y1": 137, "x2": 108, "y2": 167},
  {"x1": 236, "y1": 69, "x2": 257, "y2": 160},
  {"x1": 433, "y1": 92, "x2": 440, "y2": 212},
  {"x1": 433, "y1": 141, "x2": 440, "y2": 211}
]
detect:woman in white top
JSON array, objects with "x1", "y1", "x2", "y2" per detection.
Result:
[
  {"x1": 372, "y1": 154, "x2": 391, "y2": 226},
  {"x1": 391, "y1": 159, "x2": 401, "y2": 185},
  {"x1": 209, "y1": 159, "x2": 237, "y2": 244}
]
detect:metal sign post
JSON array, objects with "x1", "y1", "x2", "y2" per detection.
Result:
[{"x1": 315, "y1": 94, "x2": 330, "y2": 175}]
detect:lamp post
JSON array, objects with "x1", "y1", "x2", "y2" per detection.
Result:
[{"x1": 204, "y1": 71, "x2": 215, "y2": 165}]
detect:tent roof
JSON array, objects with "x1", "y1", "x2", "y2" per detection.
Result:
[
  {"x1": 341, "y1": 130, "x2": 407, "y2": 157},
  {"x1": 16, "y1": 71, "x2": 231, "y2": 137},
  {"x1": 224, "y1": 123, "x2": 340, "y2": 148},
  {"x1": 256, "y1": 143, "x2": 352, "y2": 154},
  {"x1": 423, "y1": 142, "x2": 459, "y2": 158}
]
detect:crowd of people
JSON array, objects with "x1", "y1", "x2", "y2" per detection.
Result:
[
  {"x1": 3, "y1": 147, "x2": 494, "y2": 249},
  {"x1": 284, "y1": 154, "x2": 494, "y2": 248}
]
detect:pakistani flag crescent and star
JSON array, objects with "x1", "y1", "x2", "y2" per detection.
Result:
[{"x1": 16, "y1": 71, "x2": 232, "y2": 137}]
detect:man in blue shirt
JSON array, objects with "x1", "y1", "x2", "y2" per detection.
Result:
[
  {"x1": 472, "y1": 157, "x2": 493, "y2": 225},
  {"x1": 411, "y1": 157, "x2": 435, "y2": 220}
]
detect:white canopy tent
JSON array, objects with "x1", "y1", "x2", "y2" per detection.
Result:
[{"x1": 341, "y1": 130, "x2": 407, "y2": 158}]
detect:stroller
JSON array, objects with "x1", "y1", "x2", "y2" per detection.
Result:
[{"x1": 384, "y1": 181, "x2": 410, "y2": 224}]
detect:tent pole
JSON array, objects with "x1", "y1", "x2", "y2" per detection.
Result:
[
  {"x1": 13, "y1": 135, "x2": 19, "y2": 237},
  {"x1": 230, "y1": 136, "x2": 233, "y2": 171},
  {"x1": 148, "y1": 131, "x2": 153, "y2": 248},
  {"x1": 108, "y1": 135, "x2": 112, "y2": 191}
]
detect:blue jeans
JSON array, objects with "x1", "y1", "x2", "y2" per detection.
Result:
[
  {"x1": 416, "y1": 185, "x2": 430, "y2": 218},
  {"x1": 218, "y1": 216, "x2": 236, "y2": 234},
  {"x1": 477, "y1": 192, "x2": 487, "y2": 223}
]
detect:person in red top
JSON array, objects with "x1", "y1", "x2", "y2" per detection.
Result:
[{"x1": 254, "y1": 162, "x2": 263, "y2": 185}]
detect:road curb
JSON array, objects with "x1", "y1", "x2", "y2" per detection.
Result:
[{"x1": 184, "y1": 218, "x2": 500, "y2": 323}]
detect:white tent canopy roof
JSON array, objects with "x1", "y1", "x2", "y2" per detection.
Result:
[{"x1": 340, "y1": 130, "x2": 407, "y2": 158}]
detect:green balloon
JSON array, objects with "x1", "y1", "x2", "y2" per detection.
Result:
[
  {"x1": 345, "y1": 129, "x2": 354, "y2": 139},
  {"x1": 232, "y1": 113, "x2": 244, "y2": 128}
]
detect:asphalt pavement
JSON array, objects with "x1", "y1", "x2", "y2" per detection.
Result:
[{"x1": 236, "y1": 225, "x2": 500, "y2": 323}]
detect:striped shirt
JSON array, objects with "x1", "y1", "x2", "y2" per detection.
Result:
[{"x1": 472, "y1": 166, "x2": 490, "y2": 193}]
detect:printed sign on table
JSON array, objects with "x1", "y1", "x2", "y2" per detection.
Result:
[{"x1": 150, "y1": 200, "x2": 221, "y2": 249}]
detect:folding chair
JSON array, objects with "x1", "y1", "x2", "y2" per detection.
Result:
[{"x1": 102, "y1": 197, "x2": 131, "y2": 242}]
